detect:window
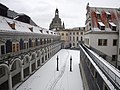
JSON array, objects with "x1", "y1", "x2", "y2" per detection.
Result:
[
  {"x1": 16, "y1": 43, "x2": 19, "y2": 51},
  {"x1": 23, "y1": 43, "x2": 26, "y2": 49},
  {"x1": 112, "y1": 55, "x2": 117, "y2": 61},
  {"x1": 70, "y1": 36, "x2": 71, "y2": 41},
  {"x1": 81, "y1": 37, "x2": 83, "y2": 41},
  {"x1": 12, "y1": 44, "x2": 16, "y2": 52},
  {"x1": 39, "y1": 30, "x2": 43, "y2": 33},
  {"x1": 8, "y1": 22, "x2": 15, "y2": 30},
  {"x1": 73, "y1": 43, "x2": 75, "y2": 46},
  {"x1": 106, "y1": 12, "x2": 111, "y2": 20},
  {"x1": 70, "y1": 32, "x2": 71, "y2": 35},
  {"x1": 113, "y1": 39, "x2": 117, "y2": 46},
  {"x1": 109, "y1": 22, "x2": 116, "y2": 31},
  {"x1": 97, "y1": 14, "x2": 101, "y2": 19},
  {"x1": 0, "y1": 67, "x2": 5, "y2": 78},
  {"x1": 96, "y1": 12, "x2": 101, "y2": 19},
  {"x1": 81, "y1": 32, "x2": 83, "y2": 35},
  {"x1": 98, "y1": 39, "x2": 107, "y2": 46},
  {"x1": 77, "y1": 36, "x2": 79, "y2": 41},
  {"x1": 6, "y1": 40, "x2": 12, "y2": 53},
  {"x1": 62, "y1": 33, "x2": 64, "y2": 36},
  {"x1": 77, "y1": 32, "x2": 79, "y2": 35},
  {"x1": 29, "y1": 27, "x2": 33, "y2": 32},
  {"x1": 77, "y1": 43, "x2": 79, "y2": 46},
  {"x1": 1, "y1": 45, "x2": 5, "y2": 54},
  {"x1": 98, "y1": 22, "x2": 105, "y2": 30}
]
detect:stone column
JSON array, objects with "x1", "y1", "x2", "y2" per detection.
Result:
[
  {"x1": 21, "y1": 65, "x2": 24, "y2": 81},
  {"x1": 8, "y1": 72, "x2": 12, "y2": 90},
  {"x1": 29, "y1": 62, "x2": 32, "y2": 74},
  {"x1": 35, "y1": 59, "x2": 38, "y2": 69}
]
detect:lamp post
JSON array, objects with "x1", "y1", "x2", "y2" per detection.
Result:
[
  {"x1": 70, "y1": 56, "x2": 72, "y2": 72},
  {"x1": 56, "y1": 55, "x2": 59, "y2": 71}
]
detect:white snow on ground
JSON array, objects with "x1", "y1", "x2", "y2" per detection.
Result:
[{"x1": 16, "y1": 49, "x2": 83, "y2": 90}]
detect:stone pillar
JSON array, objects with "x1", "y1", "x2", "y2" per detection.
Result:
[
  {"x1": 35, "y1": 59, "x2": 37, "y2": 69},
  {"x1": 21, "y1": 65, "x2": 24, "y2": 81},
  {"x1": 29, "y1": 62, "x2": 32, "y2": 74},
  {"x1": 8, "y1": 72, "x2": 12, "y2": 90}
]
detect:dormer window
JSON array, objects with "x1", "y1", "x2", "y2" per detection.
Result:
[
  {"x1": 29, "y1": 27, "x2": 33, "y2": 32},
  {"x1": 96, "y1": 11, "x2": 101, "y2": 19},
  {"x1": 8, "y1": 22, "x2": 15, "y2": 30},
  {"x1": 98, "y1": 22, "x2": 105, "y2": 30},
  {"x1": 46, "y1": 31, "x2": 49, "y2": 34},
  {"x1": 106, "y1": 12, "x2": 111, "y2": 20},
  {"x1": 109, "y1": 22, "x2": 116, "y2": 31},
  {"x1": 39, "y1": 30, "x2": 43, "y2": 33}
]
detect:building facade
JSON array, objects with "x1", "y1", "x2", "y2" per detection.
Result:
[
  {"x1": 58, "y1": 27, "x2": 85, "y2": 48},
  {"x1": 49, "y1": 9, "x2": 85, "y2": 48},
  {"x1": 0, "y1": 3, "x2": 62, "y2": 90},
  {"x1": 84, "y1": 3, "x2": 120, "y2": 68}
]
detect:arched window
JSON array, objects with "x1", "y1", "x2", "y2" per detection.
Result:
[
  {"x1": 81, "y1": 37, "x2": 83, "y2": 41},
  {"x1": 70, "y1": 36, "x2": 71, "y2": 41},
  {"x1": 77, "y1": 36, "x2": 79, "y2": 41}
]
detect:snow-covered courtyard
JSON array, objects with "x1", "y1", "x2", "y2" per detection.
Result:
[{"x1": 16, "y1": 49, "x2": 83, "y2": 90}]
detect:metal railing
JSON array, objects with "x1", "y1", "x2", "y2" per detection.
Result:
[{"x1": 81, "y1": 44, "x2": 120, "y2": 89}]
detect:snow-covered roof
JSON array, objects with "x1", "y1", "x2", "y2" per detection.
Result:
[
  {"x1": 98, "y1": 22, "x2": 105, "y2": 26},
  {"x1": 0, "y1": 16, "x2": 58, "y2": 35}
]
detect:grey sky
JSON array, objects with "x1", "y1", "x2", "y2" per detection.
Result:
[{"x1": 0, "y1": 0, "x2": 120, "y2": 29}]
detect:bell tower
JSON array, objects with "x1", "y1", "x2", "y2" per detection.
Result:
[{"x1": 49, "y1": 8, "x2": 65, "y2": 30}]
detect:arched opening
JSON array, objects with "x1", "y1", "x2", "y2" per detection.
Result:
[
  {"x1": 31, "y1": 53, "x2": 36, "y2": 72},
  {"x1": 37, "y1": 51, "x2": 41, "y2": 67},
  {"x1": 0, "y1": 64, "x2": 10, "y2": 90},
  {"x1": 23, "y1": 55, "x2": 30, "y2": 79},
  {"x1": 41, "y1": 50, "x2": 44, "y2": 64},
  {"x1": 45, "y1": 48, "x2": 48, "y2": 61},
  {"x1": 11, "y1": 58, "x2": 22, "y2": 87}
]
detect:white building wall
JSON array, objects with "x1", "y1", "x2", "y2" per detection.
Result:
[{"x1": 85, "y1": 33, "x2": 118, "y2": 57}]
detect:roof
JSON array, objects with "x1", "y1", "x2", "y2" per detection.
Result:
[{"x1": 0, "y1": 16, "x2": 59, "y2": 36}]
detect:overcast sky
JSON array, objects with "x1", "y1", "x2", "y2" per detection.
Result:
[{"x1": 0, "y1": 0, "x2": 120, "y2": 29}]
